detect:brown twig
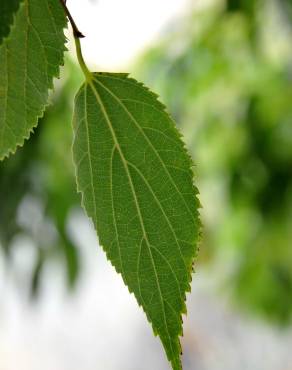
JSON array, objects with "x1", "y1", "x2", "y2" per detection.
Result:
[{"x1": 59, "y1": 0, "x2": 85, "y2": 38}]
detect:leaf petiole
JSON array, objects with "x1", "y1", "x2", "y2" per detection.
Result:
[
  {"x1": 74, "y1": 36, "x2": 92, "y2": 82},
  {"x1": 59, "y1": 0, "x2": 92, "y2": 81}
]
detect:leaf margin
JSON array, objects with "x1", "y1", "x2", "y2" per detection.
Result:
[{"x1": 72, "y1": 72, "x2": 201, "y2": 370}]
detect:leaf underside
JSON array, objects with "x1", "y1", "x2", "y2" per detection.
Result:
[
  {"x1": 72, "y1": 72, "x2": 200, "y2": 370},
  {"x1": 0, "y1": 0, "x2": 67, "y2": 160}
]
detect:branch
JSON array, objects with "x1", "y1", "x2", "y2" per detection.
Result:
[{"x1": 59, "y1": 0, "x2": 85, "y2": 38}]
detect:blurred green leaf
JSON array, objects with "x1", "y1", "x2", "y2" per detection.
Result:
[
  {"x1": 0, "y1": 0, "x2": 67, "y2": 159},
  {"x1": 0, "y1": 0, "x2": 21, "y2": 44},
  {"x1": 135, "y1": 0, "x2": 292, "y2": 324},
  {"x1": 0, "y1": 57, "x2": 83, "y2": 295}
]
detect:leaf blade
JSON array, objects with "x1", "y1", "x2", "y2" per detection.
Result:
[
  {"x1": 0, "y1": 0, "x2": 67, "y2": 160},
  {"x1": 73, "y1": 73, "x2": 200, "y2": 370}
]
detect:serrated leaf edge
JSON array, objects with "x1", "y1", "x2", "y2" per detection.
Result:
[
  {"x1": 0, "y1": 0, "x2": 68, "y2": 161},
  {"x1": 72, "y1": 73, "x2": 201, "y2": 370}
]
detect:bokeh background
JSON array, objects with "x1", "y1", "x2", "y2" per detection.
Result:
[{"x1": 0, "y1": 0, "x2": 292, "y2": 369}]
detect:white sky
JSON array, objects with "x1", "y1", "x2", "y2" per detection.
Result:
[{"x1": 68, "y1": 0, "x2": 192, "y2": 70}]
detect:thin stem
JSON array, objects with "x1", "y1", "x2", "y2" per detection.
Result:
[
  {"x1": 75, "y1": 37, "x2": 92, "y2": 81},
  {"x1": 59, "y1": 0, "x2": 92, "y2": 81}
]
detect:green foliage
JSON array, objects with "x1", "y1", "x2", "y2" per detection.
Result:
[
  {"x1": 73, "y1": 72, "x2": 200, "y2": 369},
  {"x1": 2, "y1": 0, "x2": 291, "y2": 365},
  {"x1": 0, "y1": 58, "x2": 83, "y2": 295},
  {"x1": 0, "y1": 0, "x2": 21, "y2": 43},
  {"x1": 0, "y1": 0, "x2": 200, "y2": 368},
  {"x1": 0, "y1": 0, "x2": 67, "y2": 159},
  {"x1": 135, "y1": 0, "x2": 292, "y2": 324}
]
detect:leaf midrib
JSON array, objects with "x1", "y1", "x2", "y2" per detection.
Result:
[
  {"x1": 93, "y1": 75, "x2": 196, "y2": 227},
  {"x1": 110, "y1": 145, "x2": 125, "y2": 278},
  {"x1": 93, "y1": 75, "x2": 195, "y2": 281},
  {"x1": 86, "y1": 79, "x2": 176, "y2": 362},
  {"x1": 84, "y1": 86, "x2": 98, "y2": 225}
]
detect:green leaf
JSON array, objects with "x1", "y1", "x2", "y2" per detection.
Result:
[
  {"x1": 72, "y1": 72, "x2": 200, "y2": 370},
  {"x1": 0, "y1": 0, "x2": 22, "y2": 44},
  {"x1": 0, "y1": 0, "x2": 67, "y2": 160}
]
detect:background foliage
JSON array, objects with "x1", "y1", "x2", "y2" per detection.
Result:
[
  {"x1": 134, "y1": 0, "x2": 292, "y2": 324},
  {"x1": 0, "y1": 59, "x2": 83, "y2": 295},
  {"x1": 0, "y1": 0, "x2": 291, "y2": 326}
]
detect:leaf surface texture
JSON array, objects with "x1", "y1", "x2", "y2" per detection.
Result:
[
  {"x1": 73, "y1": 73, "x2": 200, "y2": 369},
  {"x1": 0, "y1": 0, "x2": 67, "y2": 159}
]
